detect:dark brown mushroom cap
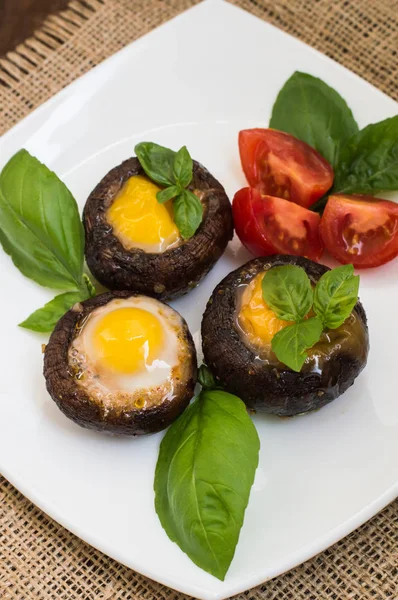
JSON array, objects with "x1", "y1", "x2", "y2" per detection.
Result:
[
  {"x1": 83, "y1": 157, "x2": 234, "y2": 300},
  {"x1": 44, "y1": 291, "x2": 197, "y2": 435},
  {"x1": 201, "y1": 255, "x2": 369, "y2": 416}
]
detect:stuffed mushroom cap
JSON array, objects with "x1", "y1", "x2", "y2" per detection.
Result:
[
  {"x1": 83, "y1": 157, "x2": 233, "y2": 300},
  {"x1": 44, "y1": 291, "x2": 197, "y2": 435},
  {"x1": 202, "y1": 255, "x2": 369, "y2": 416}
]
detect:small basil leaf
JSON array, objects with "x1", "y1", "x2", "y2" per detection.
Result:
[
  {"x1": 135, "y1": 142, "x2": 176, "y2": 187},
  {"x1": 334, "y1": 116, "x2": 398, "y2": 194},
  {"x1": 261, "y1": 265, "x2": 313, "y2": 322},
  {"x1": 314, "y1": 265, "x2": 359, "y2": 329},
  {"x1": 173, "y1": 145, "x2": 193, "y2": 188},
  {"x1": 0, "y1": 150, "x2": 84, "y2": 290},
  {"x1": 19, "y1": 288, "x2": 91, "y2": 333},
  {"x1": 270, "y1": 72, "x2": 359, "y2": 167},
  {"x1": 173, "y1": 190, "x2": 203, "y2": 239},
  {"x1": 271, "y1": 317, "x2": 323, "y2": 372},
  {"x1": 156, "y1": 185, "x2": 180, "y2": 204},
  {"x1": 198, "y1": 364, "x2": 219, "y2": 390},
  {"x1": 154, "y1": 389, "x2": 260, "y2": 581}
]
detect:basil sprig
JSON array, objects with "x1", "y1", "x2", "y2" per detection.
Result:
[
  {"x1": 135, "y1": 142, "x2": 203, "y2": 239},
  {"x1": 154, "y1": 387, "x2": 260, "y2": 581},
  {"x1": 262, "y1": 265, "x2": 359, "y2": 371},
  {"x1": 270, "y1": 72, "x2": 398, "y2": 212},
  {"x1": 0, "y1": 149, "x2": 96, "y2": 332}
]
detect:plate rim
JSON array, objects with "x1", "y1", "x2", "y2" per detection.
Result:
[{"x1": 1, "y1": 1, "x2": 397, "y2": 598}]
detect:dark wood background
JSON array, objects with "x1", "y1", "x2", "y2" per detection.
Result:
[{"x1": 0, "y1": 0, "x2": 69, "y2": 56}]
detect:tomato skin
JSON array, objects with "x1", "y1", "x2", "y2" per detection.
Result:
[
  {"x1": 232, "y1": 187, "x2": 324, "y2": 261},
  {"x1": 239, "y1": 128, "x2": 334, "y2": 208},
  {"x1": 320, "y1": 194, "x2": 398, "y2": 268}
]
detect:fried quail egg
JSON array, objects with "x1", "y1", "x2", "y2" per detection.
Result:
[
  {"x1": 44, "y1": 292, "x2": 197, "y2": 435},
  {"x1": 106, "y1": 175, "x2": 181, "y2": 253}
]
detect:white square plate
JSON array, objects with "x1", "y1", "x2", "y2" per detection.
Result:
[{"x1": 0, "y1": 1, "x2": 397, "y2": 598}]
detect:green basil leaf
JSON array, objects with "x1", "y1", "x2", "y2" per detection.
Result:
[
  {"x1": 261, "y1": 265, "x2": 313, "y2": 322},
  {"x1": 270, "y1": 72, "x2": 359, "y2": 167},
  {"x1": 19, "y1": 288, "x2": 91, "y2": 333},
  {"x1": 271, "y1": 317, "x2": 323, "y2": 372},
  {"x1": 334, "y1": 116, "x2": 398, "y2": 194},
  {"x1": 156, "y1": 185, "x2": 180, "y2": 204},
  {"x1": 173, "y1": 145, "x2": 193, "y2": 188},
  {"x1": 0, "y1": 149, "x2": 84, "y2": 290},
  {"x1": 313, "y1": 265, "x2": 359, "y2": 329},
  {"x1": 173, "y1": 190, "x2": 203, "y2": 239},
  {"x1": 135, "y1": 142, "x2": 176, "y2": 187},
  {"x1": 154, "y1": 389, "x2": 259, "y2": 581},
  {"x1": 198, "y1": 364, "x2": 219, "y2": 390}
]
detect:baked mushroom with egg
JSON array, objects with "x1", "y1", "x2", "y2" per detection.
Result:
[
  {"x1": 202, "y1": 255, "x2": 369, "y2": 416},
  {"x1": 83, "y1": 146, "x2": 233, "y2": 300},
  {"x1": 44, "y1": 292, "x2": 197, "y2": 434}
]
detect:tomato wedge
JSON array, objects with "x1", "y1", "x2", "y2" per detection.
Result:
[
  {"x1": 239, "y1": 129, "x2": 334, "y2": 208},
  {"x1": 320, "y1": 194, "x2": 398, "y2": 268},
  {"x1": 232, "y1": 187, "x2": 324, "y2": 261}
]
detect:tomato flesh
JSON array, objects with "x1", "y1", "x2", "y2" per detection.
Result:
[
  {"x1": 239, "y1": 128, "x2": 334, "y2": 208},
  {"x1": 232, "y1": 187, "x2": 324, "y2": 261},
  {"x1": 320, "y1": 194, "x2": 398, "y2": 268}
]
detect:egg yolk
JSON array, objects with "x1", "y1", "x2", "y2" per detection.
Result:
[
  {"x1": 238, "y1": 273, "x2": 293, "y2": 345},
  {"x1": 107, "y1": 175, "x2": 180, "y2": 252},
  {"x1": 92, "y1": 307, "x2": 164, "y2": 374}
]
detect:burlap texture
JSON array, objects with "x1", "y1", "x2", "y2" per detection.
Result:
[{"x1": 0, "y1": 0, "x2": 397, "y2": 598}]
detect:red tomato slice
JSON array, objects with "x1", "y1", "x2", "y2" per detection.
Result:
[
  {"x1": 239, "y1": 129, "x2": 334, "y2": 208},
  {"x1": 232, "y1": 187, "x2": 324, "y2": 261},
  {"x1": 320, "y1": 194, "x2": 398, "y2": 268}
]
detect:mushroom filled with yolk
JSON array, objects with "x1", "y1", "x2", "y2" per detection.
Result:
[
  {"x1": 83, "y1": 157, "x2": 233, "y2": 300},
  {"x1": 202, "y1": 255, "x2": 369, "y2": 416},
  {"x1": 44, "y1": 292, "x2": 197, "y2": 434}
]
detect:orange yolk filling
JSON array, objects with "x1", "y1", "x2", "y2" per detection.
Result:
[
  {"x1": 107, "y1": 175, "x2": 180, "y2": 252},
  {"x1": 93, "y1": 307, "x2": 163, "y2": 374},
  {"x1": 238, "y1": 273, "x2": 293, "y2": 345}
]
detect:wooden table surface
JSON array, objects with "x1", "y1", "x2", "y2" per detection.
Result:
[{"x1": 0, "y1": 0, "x2": 69, "y2": 56}]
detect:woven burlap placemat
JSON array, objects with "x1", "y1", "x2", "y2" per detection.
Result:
[{"x1": 0, "y1": 1, "x2": 397, "y2": 598}]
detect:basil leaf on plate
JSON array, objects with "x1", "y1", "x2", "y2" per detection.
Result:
[
  {"x1": 135, "y1": 142, "x2": 176, "y2": 187},
  {"x1": 19, "y1": 274, "x2": 95, "y2": 333},
  {"x1": 313, "y1": 264, "x2": 359, "y2": 329},
  {"x1": 20, "y1": 290, "x2": 88, "y2": 333},
  {"x1": 270, "y1": 71, "x2": 359, "y2": 167},
  {"x1": 0, "y1": 150, "x2": 84, "y2": 290},
  {"x1": 271, "y1": 317, "x2": 323, "y2": 372},
  {"x1": 173, "y1": 189, "x2": 203, "y2": 239},
  {"x1": 173, "y1": 145, "x2": 193, "y2": 188},
  {"x1": 154, "y1": 389, "x2": 260, "y2": 581},
  {"x1": 333, "y1": 116, "x2": 398, "y2": 194},
  {"x1": 261, "y1": 265, "x2": 313, "y2": 322},
  {"x1": 156, "y1": 185, "x2": 180, "y2": 204}
]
